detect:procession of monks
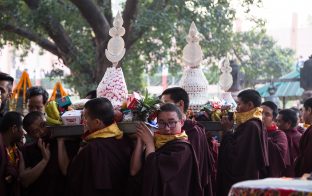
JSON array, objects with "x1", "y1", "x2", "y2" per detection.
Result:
[{"x1": 0, "y1": 72, "x2": 312, "y2": 196}]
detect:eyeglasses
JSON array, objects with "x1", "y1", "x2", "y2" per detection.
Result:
[{"x1": 158, "y1": 121, "x2": 179, "y2": 129}]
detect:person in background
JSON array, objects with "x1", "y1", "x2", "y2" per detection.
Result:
[
  {"x1": 0, "y1": 72, "x2": 14, "y2": 118},
  {"x1": 295, "y1": 98, "x2": 312, "y2": 176},
  {"x1": 0, "y1": 112, "x2": 24, "y2": 196},
  {"x1": 276, "y1": 109, "x2": 302, "y2": 177},
  {"x1": 85, "y1": 90, "x2": 96, "y2": 99},
  {"x1": 217, "y1": 89, "x2": 269, "y2": 196},
  {"x1": 290, "y1": 107, "x2": 305, "y2": 134},
  {"x1": 261, "y1": 101, "x2": 289, "y2": 177},
  {"x1": 26, "y1": 86, "x2": 49, "y2": 113}
]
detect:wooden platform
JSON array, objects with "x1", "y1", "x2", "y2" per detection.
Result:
[{"x1": 47, "y1": 121, "x2": 222, "y2": 138}]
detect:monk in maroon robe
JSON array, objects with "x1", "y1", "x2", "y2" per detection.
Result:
[
  {"x1": 261, "y1": 101, "x2": 290, "y2": 177},
  {"x1": 20, "y1": 111, "x2": 80, "y2": 196},
  {"x1": 217, "y1": 90, "x2": 269, "y2": 196},
  {"x1": 0, "y1": 112, "x2": 24, "y2": 196},
  {"x1": 130, "y1": 103, "x2": 203, "y2": 196},
  {"x1": 277, "y1": 109, "x2": 302, "y2": 177},
  {"x1": 66, "y1": 98, "x2": 132, "y2": 196},
  {"x1": 161, "y1": 87, "x2": 215, "y2": 196},
  {"x1": 295, "y1": 98, "x2": 312, "y2": 176}
]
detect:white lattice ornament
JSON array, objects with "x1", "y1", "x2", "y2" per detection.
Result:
[{"x1": 219, "y1": 58, "x2": 233, "y2": 92}]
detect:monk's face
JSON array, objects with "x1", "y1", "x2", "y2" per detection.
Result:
[
  {"x1": 236, "y1": 97, "x2": 254, "y2": 113},
  {"x1": 302, "y1": 107, "x2": 312, "y2": 124},
  {"x1": 157, "y1": 111, "x2": 183, "y2": 135},
  {"x1": 83, "y1": 108, "x2": 102, "y2": 132},
  {"x1": 261, "y1": 105, "x2": 274, "y2": 127},
  {"x1": 28, "y1": 95, "x2": 45, "y2": 113},
  {"x1": 27, "y1": 116, "x2": 48, "y2": 139},
  {"x1": 276, "y1": 114, "x2": 291, "y2": 131},
  {"x1": 160, "y1": 94, "x2": 184, "y2": 114}
]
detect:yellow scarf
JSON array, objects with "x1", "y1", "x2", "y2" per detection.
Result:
[
  {"x1": 235, "y1": 107, "x2": 263, "y2": 126},
  {"x1": 84, "y1": 123, "x2": 123, "y2": 141},
  {"x1": 154, "y1": 131, "x2": 188, "y2": 149}
]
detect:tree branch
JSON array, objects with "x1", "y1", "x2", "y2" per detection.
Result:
[
  {"x1": 1, "y1": 24, "x2": 60, "y2": 57},
  {"x1": 123, "y1": 0, "x2": 139, "y2": 45},
  {"x1": 69, "y1": 0, "x2": 110, "y2": 42},
  {"x1": 23, "y1": 0, "x2": 78, "y2": 65}
]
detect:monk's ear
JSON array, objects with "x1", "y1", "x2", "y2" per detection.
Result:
[{"x1": 247, "y1": 101, "x2": 254, "y2": 110}]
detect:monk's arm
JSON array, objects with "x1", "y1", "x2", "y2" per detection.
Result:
[
  {"x1": 130, "y1": 138, "x2": 144, "y2": 176},
  {"x1": 19, "y1": 141, "x2": 50, "y2": 188},
  {"x1": 57, "y1": 138, "x2": 70, "y2": 176}
]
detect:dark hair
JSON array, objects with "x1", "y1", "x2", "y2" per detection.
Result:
[
  {"x1": 0, "y1": 112, "x2": 23, "y2": 133},
  {"x1": 278, "y1": 109, "x2": 298, "y2": 128},
  {"x1": 161, "y1": 87, "x2": 189, "y2": 113},
  {"x1": 304, "y1": 98, "x2": 312, "y2": 111},
  {"x1": 26, "y1": 86, "x2": 49, "y2": 104},
  {"x1": 0, "y1": 72, "x2": 14, "y2": 90},
  {"x1": 238, "y1": 89, "x2": 261, "y2": 107},
  {"x1": 159, "y1": 103, "x2": 183, "y2": 120},
  {"x1": 261, "y1": 101, "x2": 278, "y2": 118},
  {"x1": 23, "y1": 111, "x2": 44, "y2": 133},
  {"x1": 84, "y1": 98, "x2": 114, "y2": 126},
  {"x1": 0, "y1": 72, "x2": 14, "y2": 84},
  {"x1": 86, "y1": 90, "x2": 97, "y2": 99}
]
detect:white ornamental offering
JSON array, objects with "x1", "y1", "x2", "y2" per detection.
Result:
[
  {"x1": 179, "y1": 22, "x2": 210, "y2": 111},
  {"x1": 97, "y1": 11, "x2": 128, "y2": 108},
  {"x1": 219, "y1": 58, "x2": 236, "y2": 109}
]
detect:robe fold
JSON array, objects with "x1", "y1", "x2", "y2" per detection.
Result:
[
  {"x1": 142, "y1": 139, "x2": 203, "y2": 196},
  {"x1": 21, "y1": 139, "x2": 80, "y2": 196},
  {"x1": 295, "y1": 125, "x2": 312, "y2": 176},
  {"x1": 267, "y1": 130, "x2": 290, "y2": 177},
  {"x1": 283, "y1": 128, "x2": 302, "y2": 177},
  {"x1": 67, "y1": 136, "x2": 132, "y2": 196},
  {"x1": 183, "y1": 120, "x2": 215, "y2": 196},
  {"x1": 217, "y1": 118, "x2": 269, "y2": 196}
]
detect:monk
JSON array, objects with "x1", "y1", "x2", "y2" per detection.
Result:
[
  {"x1": 64, "y1": 98, "x2": 132, "y2": 196},
  {"x1": 276, "y1": 109, "x2": 302, "y2": 177},
  {"x1": 20, "y1": 111, "x2": 79, "y2": 196},
  {"x1": 0, "y1": 112, "x2": 24, "y2": 196},
  {"x1": 161, "y1": 87, "x2": 215, "y2": 196},
  {"x1": 295, "y1": 98, "x2": 312, "y2": 176},
  {"x1": 217, "y1": 89, "x2": 269, "y2": 196},
  {"x1": 261, "y1": 101, "x2": 290, "y2": 177},
  {"x1": 130, "y1": 103, "x2": 202, "y2": 196}
]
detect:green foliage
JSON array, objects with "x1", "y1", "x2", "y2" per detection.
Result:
[
  {"x1": 232, "y1": 29, "x2": 295, "y2": 86},
  {"x1": 0, "y1": 0, "x2": 295, "y2": 95}
]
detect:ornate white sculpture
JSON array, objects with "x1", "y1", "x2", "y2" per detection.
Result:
[
  {"x1": 182, "y1": 22, "x2": 203, "y2": 68},
  {"x1": 97, "y1": 11, "x2": 128, "y2": 108},
  {"x1": 219, "y1": 58, "x2": 236, "y2": 109},
  {"x1": 219, "y1": 58, "x2": 233, "y2": 92},
  {"x1": 180, "y1": 22, "x2": 210, "y2": 111},
  {"x1": 105, "y1": 11, "x2": 126, "y2": 66}
]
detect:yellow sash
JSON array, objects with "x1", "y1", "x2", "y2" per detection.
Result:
[
  {"x1": 154, "y1": 131, "x2": 188, "y2": 149},
  {"x1": 235, "y1": 107, "x2": 263, "y2": 126},
  {"x1": 84, "y1": 123, "x2": 123, "y2": 141}
]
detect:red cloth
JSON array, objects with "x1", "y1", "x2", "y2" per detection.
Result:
[{"x1": 266, "y1": 124, "x2": 278, "y2": 132}]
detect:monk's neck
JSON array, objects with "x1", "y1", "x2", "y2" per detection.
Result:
[{"x1": 1, "y1": 133, "x2": 13, "y2": 147}]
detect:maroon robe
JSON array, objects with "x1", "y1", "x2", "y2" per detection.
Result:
[
  {"x1": 183, "y1": 120, "x2": 215, "y2": 196},
  {"x1": 283, "y1": 128, "x2": 302, "y2": 177},
  {"x1": 267, "y1": 130, "x2": 290, "y2": 177},
  {"x1": 0, "y1": 134, "x2": 20, "y2": 196},
  {"x1": 67, "y1": 136, "x2": 132, "y2": 196},
  {"x1": 217, "y1": 118, "x2": 269, "y2": 196},
  {"x1": 21, "y1": 139, "x2": 80, "y2": 196},
  {"x1": 142, "y1": 139, "x2": 203, "y2": 196},
  {"x1": 295, "y1": 125, "x2": 312, "y2": 176}
]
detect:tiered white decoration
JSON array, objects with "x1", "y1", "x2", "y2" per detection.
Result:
[
  {"x1": 179, "y1": 22, "x2": 210, "y2": 111},
  {"x1": 97, "y1": 12, "x2": 128, "y2": 108},
  {"x1": 219, "y1": 58, "x2": 237, "y2": 108}
]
